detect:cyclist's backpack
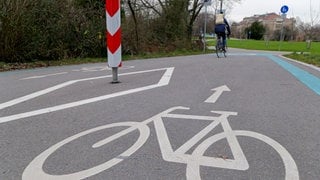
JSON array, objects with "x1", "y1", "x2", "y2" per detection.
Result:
[
  {"x1": 215, "y1": 14, "x2": 225, "y2": 25},
  {"x1": 215, "y1": 14, "x2": 226, "y2": 33}
]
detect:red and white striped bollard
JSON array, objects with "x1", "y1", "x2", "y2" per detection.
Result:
[{"x1": 106, "y1": 0, "x2": 121, "y2": 83}]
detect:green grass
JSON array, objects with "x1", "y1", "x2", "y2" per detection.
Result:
[
  {"x1": 285, "y1": 53, "x2": 320, "y2": 67},
  {"x1": 1, "y1": 40, "x2": 319, "y2": 71},
  {"x1": 227, "y1": 39, "x2": 320, "y2": 54},
  {"x1": 207, "y1": 38, "x2": 320, "y2": 53},
  {"x1": 207, "y1": 38, "x2": 320, "y2": 67}
]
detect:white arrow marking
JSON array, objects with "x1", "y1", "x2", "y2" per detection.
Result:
[{"x1": 204, "y1": 85, "x2": 230, "y2": 104}]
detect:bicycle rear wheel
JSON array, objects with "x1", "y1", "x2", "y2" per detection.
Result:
[
  {"x1": 23, "y1": 122, "x2": 150, "y2": 180},
  {"x1": 216, "y1": 47, "x2": 226, "y2": 58},
  {"x1": 223, "y1": 47, "x2": 227, "y2": 57},
  {"x1": 215, "y1": 45, "x2": 222, "y2": 58},
  {"x1": 215, "y1": 38, "x2": 226, "y2": 58}
]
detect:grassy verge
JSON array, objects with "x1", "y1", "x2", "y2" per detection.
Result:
[
  {"x1": 222, "y1": 39, "x2": 320, "y2": 67},
  {"x1": 1, "y1": 40, "x2": 320, "y2": 71},
  {"x1": 0, "y1": 58, "x2": 106, "y2": 72},
  {"x1": 284, "y1": 53, "x2": 320, "y2": 67}
]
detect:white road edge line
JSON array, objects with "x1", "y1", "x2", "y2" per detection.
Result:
[{"x1": 0, "y1": 67, "x2": 174, "y2": 124}]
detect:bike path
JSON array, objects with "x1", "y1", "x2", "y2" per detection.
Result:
[
  {"x1": 0, "y1": 51, "x2": 320, "y2": 180},
  {"x1": 229, "y1": 51, "x2": 320, "y2": 96}
]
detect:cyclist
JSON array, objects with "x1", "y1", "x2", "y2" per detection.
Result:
[{"x1": 214, "y1": 11, "x2": 231, "y2": 51}]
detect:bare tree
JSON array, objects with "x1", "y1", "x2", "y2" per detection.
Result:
[
  {"x1": 123, "y1": 0, "x2": 192, "y2": 53},
  {"x1": 299, "y1": 0, "x2": 320, "y2": 41},
  {"x1": 123, "y1": 0, "x2": 242, "y2": 51},
  {"x1": 309, "y1": 0, "x2": 320, "y2": 26}
]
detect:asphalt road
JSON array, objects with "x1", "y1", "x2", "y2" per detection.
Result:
[{"x1": 1, "y1": 49, "x2": 320, "y2": 180}]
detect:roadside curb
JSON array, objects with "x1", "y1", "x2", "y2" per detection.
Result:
[{"x1": 280, "y1": 55, "x2": 320, "y2": 72}]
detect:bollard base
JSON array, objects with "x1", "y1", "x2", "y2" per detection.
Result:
[
  {"x1": 111, "y1": 80, "x2": 120, "y2": 84},
  {"x1": 111, "y1": 67, "x2": 120, "y2": 84}
]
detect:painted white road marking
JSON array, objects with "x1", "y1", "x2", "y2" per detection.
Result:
[
  {"x1": 186, "y1": 130, "x2": 299, "y2": 180},
  {"x1": 20, "y1": 72, "x2": 68, "y2": 80},
  {"x1": 0, "y1": 67, "x2": 172, "y2": 111},
  {"x1": 0, "y1": 67, "x2": 174, "y2": 124},
  {"x1": 0, "y1": 81, "x2": 76, "y2": 111},
  {"x1": 204, "y1": 85, "x2": 230, "y2": 104},
  {"x1": 72, "y1": 66, "x2": 111, "y2": 72},
  {"x1": 227, "y1": 53, "x2": 257, "y2": 56},
  {"x1": 155, "y1": 110, "x2": 249, "y2": 172},
  {"x1": 92, "y1": 107, "x2": 188, "y2": 149},
  {"x1": 22, "y1": 122, "x2": 150, "y2": 180},
  {"x1": 22, "y1": 106, "x2": 299, "y2": 180}
]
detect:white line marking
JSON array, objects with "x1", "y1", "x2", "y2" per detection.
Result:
[
  {"x1": 0, "y1": 67, "x2": 171, "y2": 111},
  {"x1": 72, "y1": 66, "x2": 111, "y2": 72},
  {"x1": 204, "y1": 85, "x2": 230, "y2": 104},
  {"x1": 174, "y1": 118, "x2": 221, "y2": 154},
  {"x1": 92, "y1": 107, "x2": 187, "y2": 149},
  {"x1": 22, "y1": 122, "x2": 150, "y2": 180},
  {"x1": 0, "y1": 67, "x2": 174, "y2": 124},
  {"x1": 156, "y1": 111, "x2": 248, "y2": 172},
  {"x1": 22, "y1": 106, "x2": 299, "y2": 180},
  {"x1": 21, "y1": 72, "x2": 68, "y2": 80},
  {"x1": 186, "y1": 131, "x2": 299, "y2": 180},
  {"x1": 235, "y1": 131, "x2": 299, "y2": 180},
  {"x1": 227, "y1": 53, "x2": 257, "y2": 56}
]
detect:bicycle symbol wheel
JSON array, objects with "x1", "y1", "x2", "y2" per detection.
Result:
[
  {"x1": 186, "y1": 130, "x2": 299, "y2": 180},
  {"x1": 22, "y1": 122, "x2": 150, "y2": 180}
]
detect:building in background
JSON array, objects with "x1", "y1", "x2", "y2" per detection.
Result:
[{"x1": 232, "y1": 13, "x2": 297, "y2": 41}]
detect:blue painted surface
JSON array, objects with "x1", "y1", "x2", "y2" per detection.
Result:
[{"x1": 266, "y1": 55, "x2": 320, "y2": 96}]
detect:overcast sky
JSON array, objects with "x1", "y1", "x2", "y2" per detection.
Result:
[{"x1": 228, "y1": 0, "x2": 320, "y2": 23}]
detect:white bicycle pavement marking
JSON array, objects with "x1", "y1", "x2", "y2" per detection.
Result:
[
  {"x1": 153, "y1": 111, "x2": 248, "y2": 169},
  {"x1": 22, "y1": 107, "x2": 182, "y2": 180},
  {"x1": 92, "y1": 107, "x2": 187, "y2": 148},
  {"x1": 0, "y1": 67, "x2": 174, "y2": 124},
  {"x1": 186, "y1": 130, "x2": 299, "y2": 180},
  {"x1": 22, "y1": 122, "x2": 150, "y2": 180},
  {"x1": 21, "y1": 85, "x2": 299, "y2": 180},
  {"x1": 22, "y1": 105, "x2": 299, "y2": 180}
]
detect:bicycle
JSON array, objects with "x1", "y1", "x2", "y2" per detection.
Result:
[
  {"x1": 215, "y1": 33, "x2": 227, "y2": 58},
  {"x1": 23, "y1": 106, "x2": 299, "y2": 180}
]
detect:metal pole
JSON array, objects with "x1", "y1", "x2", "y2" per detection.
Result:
[
  {"x1": 279, "y1": 14, "x2": 285, "y2": 51},
  {"x1": 112, "y1": 67, "x2": 119, "y2": 83},
  {"x1": 220, "y1": 0, "x2": 223, "y2": 12},
  {"x1": 203, "y1": 5, "x2": 207, "y2": 52}
]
